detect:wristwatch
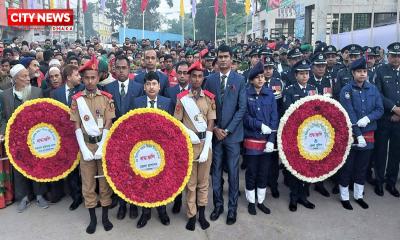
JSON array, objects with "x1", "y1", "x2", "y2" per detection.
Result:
[{"x1": 224, "y1": 129, "x2": 230, "y2": 135}]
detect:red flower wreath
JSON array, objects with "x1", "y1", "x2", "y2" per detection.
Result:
[
  {"x1": 278, "y1": 95, "x2": 353, "y2": 183},
  {"x1": 5, "y1": 99, "x2": 80, "y2": 182},
  {"x1": 103, "y1": 108, "x2": 193, "y2": 208}
]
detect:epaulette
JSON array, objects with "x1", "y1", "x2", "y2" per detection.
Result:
[
  {"x1": 71, "y1": 91, "x2": 83, "y2": 100},
  {"x1": 100, "y1": 90, "x2": 113, "y2": 99},
  {"x1": 203, "y1": 90, "x2": 215, "y2": 99},
  {"x1": 177, "y1": 89, "x2": 190, "y2": 100}
]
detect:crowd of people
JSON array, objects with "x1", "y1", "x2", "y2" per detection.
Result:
[{"x1": 0, "y1": 35, "x2": 399, "y2": 234}]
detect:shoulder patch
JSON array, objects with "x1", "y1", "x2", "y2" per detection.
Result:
[
  {"x1": 177, "y1": 89, "x2": 190, "y2": 100},
  {"x1": 100, "y1": 90, "x2": 113, "y2": 99},
  {"x1": 71, "y1": 91, "x2": 83, "y2": 100},
  {"x1": 203, "y1": 90, "x2": 215, "y2": 99}
]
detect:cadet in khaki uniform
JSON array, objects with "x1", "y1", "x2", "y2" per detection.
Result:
[
  {"x1": 174, "y1": 60, "x2": 216, "y2": 231},
  {"x1": 70, "y1": 56, "x2": 116, "y2": 234}
]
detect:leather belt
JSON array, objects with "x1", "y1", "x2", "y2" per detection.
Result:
[{"x1": 83, "y1": 134, "x2": 102, "y2": 144}]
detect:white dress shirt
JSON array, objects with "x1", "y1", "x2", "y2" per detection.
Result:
[
  {"x1": 147, "y1": 96, "x2": 158, "y2": 108},
  {"x1": 118, "y1": 80, "x2": 129, "y2": 95}
]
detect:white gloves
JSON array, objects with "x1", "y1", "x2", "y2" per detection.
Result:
[
  {"x1": 185, "y1": 127, "x2": 201, "y2": 144},
  {"x1": 261, "y1": 124, "x2": 272, "y2": 135},
  {"x1": 75, "y1": 129, "x2": 94, "y2": 161},
  {"x1": 356, "y1": 116, "x2": 370, "y2": 128},
  {"x1": 94, "y1": 129, "x2": 109, "y2": 160},
  {"x1": 197, "y1": 131, "x2": 213, "y2": 163},
  {"x1": 264, "y1": 142, "x2": 274, "y2": 153},
  {"x1": 357, "y1": 136, "x2": 367, "y2": 148}
]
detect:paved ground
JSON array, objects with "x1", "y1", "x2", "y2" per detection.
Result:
[{"x1": 1, "y1": 173, "x2": 400, "y2": 240}]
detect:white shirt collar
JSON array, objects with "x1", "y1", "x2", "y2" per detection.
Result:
[
  {"x1": 179, "y1": 84, "x2": 189, "y2": 91},
  {"x1": 298, "y1": 83, "x2": 307, "y2": 90},
  {"x1": 147, "y1": 96, "x2": 158, "y2": 108},
  {"x1": 118, "y1": 80, "x2": 129, "y2": 89},
  {"x1": 220, "y1": 71, "x2": 231, "y2": 79},
  {"x1": 313, "y1": 74, "x2": 322, "y2": 82}
]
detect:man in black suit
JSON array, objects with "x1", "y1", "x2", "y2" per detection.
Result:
[
  {"x1": 132, "y1": 71, "x2": 173, "y2": 228},
  {"x1": 50, "y1": 64, "x2": 85, "y2": 210},
  {"x1": 103, "y1": 55, "x2": 143, "y2": 220}
]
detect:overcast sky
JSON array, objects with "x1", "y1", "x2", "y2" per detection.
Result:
[{"x1": 158, "y1": 0, "x2": 192, "y2": 20}]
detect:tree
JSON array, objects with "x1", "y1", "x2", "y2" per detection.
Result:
[
  {"x1": 105, "y1": 0, "x2": 123, "y2": 32},
  {"x1": 84, "y1": 3, "x2": 98, "y2": 38},
  {"x1": 124, "y1": 0, "x2": 173, "y2": 31}
]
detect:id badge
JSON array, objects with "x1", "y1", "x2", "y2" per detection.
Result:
[{"x1": 97, "y1": 118, "x2": 104, "y2": 128}]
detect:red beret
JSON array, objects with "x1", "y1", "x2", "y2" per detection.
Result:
[
  {"x1": 188, "y1": 60, "x2": 204, "y2": 74},
  {"x1": 79, "y1": 55, "x2": 99, "y2": 73}
]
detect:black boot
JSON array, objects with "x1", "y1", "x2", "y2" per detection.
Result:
[
  {"x1": 172, "y1": 194, "x2": 182, "y2": 214},
  {"x1": 247, "y1": 203, "x2": 256, "y2": 215},
  {"x1": 257, "y1": 203, "x2": 271, "y2": 214},
  {"x1": 86, "y1": 208, "x2": 97, "y2": 234},
  {"x1": 340, "y1": 200, "x2": 353, "y2": 210},
  {"x1": 102, "y1": 206, "x2": 113, "y2": 231},
  {"x1": 355, "y1": 199, "x2": 369, "y2": 209},
  {"x1": 186, "y1": 215, "x2": 196, "y2": 231},
  {"x1": 198, "y1": 206, "x2": 210, "y2": 230}
]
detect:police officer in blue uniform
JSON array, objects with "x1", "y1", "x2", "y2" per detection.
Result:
[
  {"x1": 283, "y1": 60, "x2": 318, "y2": 211},
  {"x1": 281, "y1": 48, "x2": 303, "y2": 86},
  {"x1": 243, "y1": 48, "x2": 261, "y2": 83},
  {"x1": 333, "y1": 44, "x2": 363, "y2": 100},
  {"x1": 260, "y1": 48, "x2": 281, "y2": 79},
  {"x1": 309, "y1": 53, "x2": 333, "y2": 98},
  {"x1": 324, "y1": 45, "x2": 344, "y2": 82},
  {"x1": 373, "y1": 42, "x2": 400, "y2": 197},
  {"x1": 264, "y1": 56, "x2": 284, "y2": 198},
  {"x1": 243, "y1": 62, "x2": 278, "y2": 215},
  {"x1": 339, "y1": 57, "x2": 383, "y2": 210}
]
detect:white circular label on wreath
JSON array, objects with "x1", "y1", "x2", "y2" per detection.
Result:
[
  {"x1": 297, "y1": 115, "x2": 335, "y2": 161},
  {"x1": 28, "y1": 123, "x2": 60, "y2": 158},
  {"x1": 130, "y1": 141, "x2": 165, "y2": 178}
]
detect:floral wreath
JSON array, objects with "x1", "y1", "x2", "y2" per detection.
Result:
[
  {"x1": 5, "y1": 98, "x2": 80, "y2": 182},
  {"x1": 102, "y1": 108, "x2": 193, "y2": 208},
  {"x1": 277, "y1": 95, "x2": 353, "y2": 183}
]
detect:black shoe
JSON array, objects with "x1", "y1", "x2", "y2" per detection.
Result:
[
  {"x1": 172, "y1": 196, "x2": 182, "y2": 214},
  {"x1": 271, "y1": 187, "x2": 280, "y2": 198},
  {"x1": 159, "y1": 213, "x2": 170, "y2": 226},
  {"x1": 69, "y1": 198, "x2": 82, "y2": 211},
  {"x1": 374, "y1": 184, "x2": 384, "y2": 196},
  {"x1": 332, "y1": 184, "x2": 339, "y2": 194},
  {"x1": 315, "y1": 185, "x2": 330, "y2": 197},
  {"x1": 289, "y1": 199, "x2": 297, "y2": 212},
  {"x1": 186, "y1": 216, "x2": 196, "y2": 231},
  {"x1": 340, "y1": 200, "x2": 353, "y2": 210},
  {"x1": 86, "y1": 208, "x2": 97, "y2": 234},
  {"x1": 298, "y1": 199, "x2": 315, "y2": 209},
  {"x1": 247, "y1": 203, "x2": 256, "y2": 215},
  {"x1": 257, "y1": 203, "x2": 271, "y2": 214},
  {"x1": 116, "y1": 205, "x2": 127, "y2": 220},
  {"x1": 355, "y1": 199, "x2": 369, "y2": 209},
  {"x1": 137, "y1": 213, "x2": 151, "y2": 229},
  {"x1": 385, "y1": 184, "x2": 400, "y2": 197},
  {"x1": 129, "y1": 205, "x2": 138, "y2": 219},
  {"x1": 226, "y1": 211, "x2": 236, "y2": 225},
  {"x1": 210, "y1": 207, "x2": 223, "y2": 221}
]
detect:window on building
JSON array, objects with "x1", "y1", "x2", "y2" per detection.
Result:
[
  {"x1": 331, "y1": 14, "x2": 339, "y2": 34},
  {"x1": 354, "y1": 13, "x2": 371, "y2": 30},
  {"x1": 340, "y1": 14, "x2": 352, "y2": 33},
  {"x1": 374, "y1": 12, "x2": 397, "y2": 27}
]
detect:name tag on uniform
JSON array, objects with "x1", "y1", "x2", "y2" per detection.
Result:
[{"x1": 97, "y1": 118, "x2": 104, "y2": 128}]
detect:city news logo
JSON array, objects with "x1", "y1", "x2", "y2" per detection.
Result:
[{"x1": 7, "y1": 9, "x2": 74, "y2": 31}]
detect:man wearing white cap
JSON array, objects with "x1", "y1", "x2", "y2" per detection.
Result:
[{"x1": 1, "y1": 64, "x2": 45, "y2": 213}]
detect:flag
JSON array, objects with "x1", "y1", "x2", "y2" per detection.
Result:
[
  {"x1": 180, "y1": 0, "x2": 184, "y2": 17},
  {"x1": 192, "y1": 0, "x2": 196, "y2": 18},
  {"x1": 82, "y1": 0, "x2": 88, "y2": 13},
  {"x1": 245, "y1": 0, "x2": 250, "y2": 15},
  {"x1": 214, "y1": 0, "x2": 219, "y2": 17},
  {"x1": 121, "y1": 0, "x2": 128, "y2": 15},
  {"x1": 100, "y1": 0, "x2": 106, "y2": 12},
  {"x1": 50, "y1": 0, "x2": 55, "y2": 9},
  {"x1": 141, "y1": 0, "x2": 148, "y2": 12},
  {"x1": 222, "y1": 0, "x2": 227, "y2": 17}
]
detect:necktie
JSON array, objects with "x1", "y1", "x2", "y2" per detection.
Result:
[
  {"x1": 150, "y1": 100, "x2": 155, "y2": 108},
  {"x1": 180, "y1": 88, "x2": 184, "y2": 93},
  {"x1": 220, "y1": 75, "x2": 227, "y2": 101},
  {"x1": 120, "y1": 83, "x2": 126, "y2": 97},
  {"x1": 67, "y1": 88, "x2": 73, "y2": 105}
]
